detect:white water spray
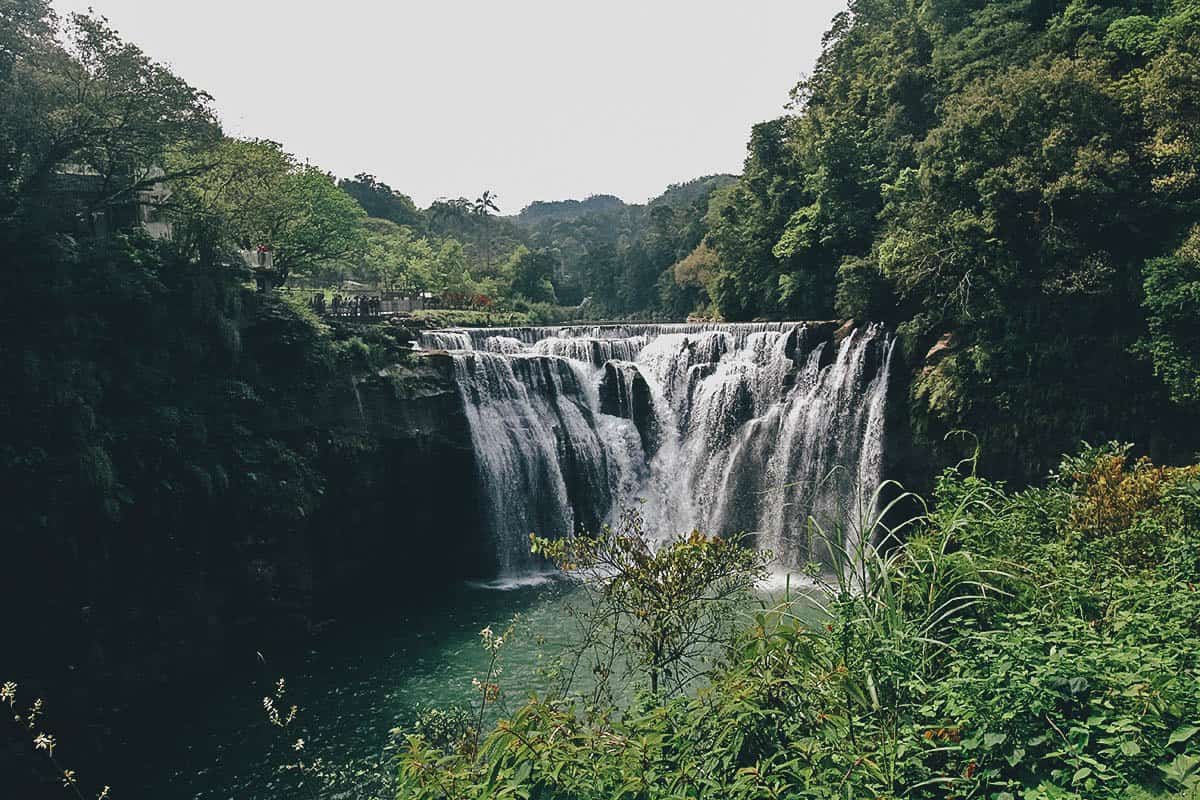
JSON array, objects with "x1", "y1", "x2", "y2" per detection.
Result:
[{"x1": 423, "y1": 322, "x2": 895, "y2": 576}]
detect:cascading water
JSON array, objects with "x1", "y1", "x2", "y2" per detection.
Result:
[{"x1": 422, "y1": 322, "x2": 895, "y2": 576}]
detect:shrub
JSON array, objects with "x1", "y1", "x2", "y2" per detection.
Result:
[
  {"x1": 412, "y1": 707, "x2": 474, "y2": 754},
  {"x1": 1061, "y1": 443, "x2": 1200, "y2": 570}
]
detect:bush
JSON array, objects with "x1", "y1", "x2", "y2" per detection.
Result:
[
  {"x1": 412, "y1": 707, "x2": 474, "y2": 754},
  {"x1": 1060, "y1": 443, "x2": 1200, "y2": 570}
]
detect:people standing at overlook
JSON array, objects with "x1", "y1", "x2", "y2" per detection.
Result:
[{"x1": 309, "y1": 293, "x2": 384, "y2": 318}]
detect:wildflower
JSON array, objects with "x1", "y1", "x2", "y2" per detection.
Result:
[
  {"x1": 27, "y1": 698, "x2": 43, "y2": 727},
  {"x1": 0, "y1": 681, "x2": 16, "y2": 706},
  {"x1": 275, "y1": 677, "x2": 286, "y2": 697},
  {"x1": 263, "y1": 696, "x2": 282, "y2": 726},
  {"x1": 98, "y1": 787, "x2": 111, "y2": 800},
  {"x1": 293, "y1": 737, "x2": 305, "y2": 751},
  {"x1": 62, "y1": 769, "x2": 77, "y2": 787},
  {"x1": 34, "y1": 732, "x2": 56, "y2": 756}
]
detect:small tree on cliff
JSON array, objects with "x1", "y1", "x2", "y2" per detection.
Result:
[{"x1": 531, "y1": 507, "x2": 768, "y2": 695}]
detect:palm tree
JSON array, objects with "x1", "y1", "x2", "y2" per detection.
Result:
[{"x1": 473, "y1": 190, "x2": 500, "y2": 273}]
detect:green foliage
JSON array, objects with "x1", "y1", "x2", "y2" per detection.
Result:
[
  {"x1": 167, "y1": 138, "x2": 366, "y2": 285},
  {"x1": 425, "y1": 193, "x2": 524, "y2": 290},
  {"x1": 358, "y1": 217, "x2": 436, "y2": 294},
  {"x1": 1139, "y1": 226, "x2": 1200, "y2": 407},
  {"x1": 697, "y1": 0, "x2": 1200, "y2": 477},
  {"x1": 518, "y1": 175, "x2": 735, "y2": 317},
  {"x1": 532, "y1": 507, "x2": 769, "y2": 695},
  {"x1": 401, "y1": 448, "x2": 1200, "y2": 799},
  {"x1": 0, "y1": 3, "x2": 219, "y2": 222},
  {"x1": 403, "y1": 308, "x2": 537, "y2": 329},
  {"x1": 338, "y1": 172, "x2": 423, "y2": 229},
  {"x1": 505, "y1": 246, "x2": 558, "y2": 304},
  {"x1": 412, "y1": 707, "x2": 475, "y2": 755}
]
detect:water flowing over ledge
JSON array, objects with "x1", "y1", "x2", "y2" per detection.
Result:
[{"x1": 421, "y1": 322, "x2": 896, "y2": 576}]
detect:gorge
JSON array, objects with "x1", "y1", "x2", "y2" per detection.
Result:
[{"x1": 126, "y1": 319, "x2": 904, "y2": 798}]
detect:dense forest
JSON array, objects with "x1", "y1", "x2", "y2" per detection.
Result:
[
  {"x1": 686, "y1": 0, "x2": 1200, "y2": 480},
  {"x1": 3, "y1": 0, "x2": 1200, "y2": 798}
]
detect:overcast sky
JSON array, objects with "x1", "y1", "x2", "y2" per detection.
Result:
[{"x1": 53, "y1": 0, "x2": 846, "y2": 213}]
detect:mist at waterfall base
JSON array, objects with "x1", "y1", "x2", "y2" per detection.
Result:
[{"x1": 423, "y1": 322, "x2": 896, "y2": 577}]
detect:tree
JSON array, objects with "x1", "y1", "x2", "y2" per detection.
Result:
[
  {"x1": 663, "y1": 241, "x2": 720, "y2": 317},
  {"x1": 432, "y1": 238, "x2": 472, "y2": 300},
  {"x1": 337, "y1": 173, "x2": 422, "y2": 229},
  {"x1": 532, "y1": 507, "x2": 768, "y2": 695},
  {"x1": 1139, "y1": 225, "x2": 1200, "y2": 408},
  {"x1": 168, "y1": 138, "x2": 365, "y2": 285},
  {"x1": 1, "y1": 6, "x2": 219, "y2": 221},
  {"x1": 360, "y1": 217, "x2": 435, "y2": 294},
  {"x1": 472, "y1": 189, "x2": 500, "y2": 273},
  {"x1": 428, "y1": 196, "x2": 473, "y2": 236},
  {"x1": 507, "y1": 246, "x2": 558, "y2": 304},
  {"x1": 688, "y1": 0, "x2": 1200, "y2": 476}
]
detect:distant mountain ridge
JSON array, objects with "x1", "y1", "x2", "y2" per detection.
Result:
[
  {"x1": 515, "y1": 194, "x2": 627, "y2": 226},
  {"x1": 513, "y1": 175, "x2": 736, "y2": 226}
]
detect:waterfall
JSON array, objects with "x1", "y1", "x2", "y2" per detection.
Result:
[{"x1": 423, "y1": 322, "x2": 895, "y2": 576}]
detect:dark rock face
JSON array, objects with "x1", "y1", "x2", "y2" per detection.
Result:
[
  {"x1": 204, "y1": 352, "x2": 482, "y2": 661},
  {"x1": 307, "y1": 353, "x2": 484, "y2": 617},
  {"x1": 6, "y1": 350, "x2": 480, "y2": 700},
  {"x1": 0, "y1": 326, "x2": 483, "y2": 796},
  {"x1": 598, "y1": 361, "x2": 660, "y2": 455}
]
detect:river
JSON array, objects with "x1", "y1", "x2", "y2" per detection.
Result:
[{"x1": 136, "y1": 579, "x2": 575, "y2": 799}]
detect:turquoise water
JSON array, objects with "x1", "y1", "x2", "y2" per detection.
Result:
[
  {"x1": 143, "y1": 578, "x2": 582, "y2": 800},
  {"x1": 132, "y1": 574, "x2": 815, "y2": 799}
]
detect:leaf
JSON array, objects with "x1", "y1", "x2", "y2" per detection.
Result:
[
  {"x1": 1168, "y1": 725, "x2": 1200, "y2": 746},
  {"x1": 984, "y1": 732, "x2": 1008, "y2": 749},
  {"x1": 1161, "y1": 753, "x2": 1200, "y2": 788},
  {"x1": 1072, "y1": 766, "x2": 1092, "y2": 784},
  {"x1": 1119, "y1": 740, "x2": 1141, "y2": 757}
]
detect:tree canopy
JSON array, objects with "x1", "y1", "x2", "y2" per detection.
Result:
[
  {"x1": 695, "y1": 0, "x2": 1200, "y2": 477},
  {"x1": 168, "y1": 138, "x2": 366, "y2": 285}
]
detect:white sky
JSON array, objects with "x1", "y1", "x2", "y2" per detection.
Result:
[{"x1": 53, "y1": 0, "x2": 846, "y2": 213}]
